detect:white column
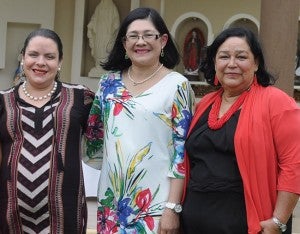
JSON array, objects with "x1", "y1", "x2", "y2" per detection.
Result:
[
  {"x1": 131, "y1": 0, "x2": 140, "y2": 10},
  {"x1": 160, "y1": 0, "x2": 165, "y2": 18}
]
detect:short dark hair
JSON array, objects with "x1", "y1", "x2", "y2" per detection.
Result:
[
  {"x1": 101, "y1": 7, "x2": 180, "y2": 71},
  {"x1": 21, "y1": 28, "x2": 63, "y2": 61},
  {"x1": 200, "y1": 27, "x2": 275, "y2": 86}
]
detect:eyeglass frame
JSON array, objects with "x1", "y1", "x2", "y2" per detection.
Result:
[{"x1": 122, "y1": 33, "x2": 161, "y2": 43}]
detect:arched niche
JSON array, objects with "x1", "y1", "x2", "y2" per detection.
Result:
[
  {"x1": 171, "y1": 12, "x2": 214, "y2": 44},
  {"x1": 71, "y1": 0, "x2": 131, "y2": 89},
  {"x1": 170, "y1": 12, "x2": 213, "y2": 83},
  {"x1": 223, "y1": 13, "x2": 259, "y2": 36}
]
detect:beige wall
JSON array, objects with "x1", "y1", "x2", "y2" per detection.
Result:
[
  {"x1": 61, "y1": 0, "x2": 262, "y2": 91},
  {"x1": 0, "y1": 0, "x2": 262, "y2": 88},
  {"x1": 0, "y1": 0, "x2": 299, "y2": 98},
  {"x1": 0, "y1": 0, "x2": 55, "y2": 89},
  {"x1": 163, "y1": 0, "x2": 260, "y2": 34}
]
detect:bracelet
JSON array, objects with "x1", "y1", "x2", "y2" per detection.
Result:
[{"x1": 272, "y1": 217, "x2": 287, "y2": 232}]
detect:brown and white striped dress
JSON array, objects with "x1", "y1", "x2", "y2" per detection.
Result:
[{"x1": 0, "y1": 82, "x2": 94, "y2": 234}]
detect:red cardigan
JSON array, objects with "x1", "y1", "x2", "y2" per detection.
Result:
[{"x1": 183, "y1": 82, "x2": 300, "y2": 233}]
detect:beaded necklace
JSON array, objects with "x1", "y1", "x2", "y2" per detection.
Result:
[
  {"x1": 208, "y1": 89, "x2": 249, "y2": 130},
  {"x1": 22, "y1": 81, "x2": 57, "y2": 101}
]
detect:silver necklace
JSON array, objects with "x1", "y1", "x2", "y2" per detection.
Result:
[
  {"x1": 22, "y1": 81, "x2": 58, "y2": 101},
  {"x1": 127, "y1": 64, "x2": 164, "y2": 86}
]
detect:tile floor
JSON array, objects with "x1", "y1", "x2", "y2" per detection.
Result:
[{"x1": 86, "y1": 198, "x2": 300, "y2": 233}]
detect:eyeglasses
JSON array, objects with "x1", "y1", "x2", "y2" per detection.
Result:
[{"x1": 123, "y1": 33, "x2": 161, "y2": 43}]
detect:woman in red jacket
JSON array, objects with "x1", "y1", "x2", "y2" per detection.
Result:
[{"x1": 181, "y1": 27, "x2": 300, "y2": 234}]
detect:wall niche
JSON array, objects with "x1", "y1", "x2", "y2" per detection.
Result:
[{"x1": 71, "y1": 0, "x2": 130, "y2": 80}]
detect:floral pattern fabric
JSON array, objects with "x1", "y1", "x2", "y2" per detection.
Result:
[{"x1": 83, "y1": 71, "x2": 194, "y2": 233}]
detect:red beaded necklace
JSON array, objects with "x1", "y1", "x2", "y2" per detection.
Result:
[{"x1": 208, "y1": 89, "x2": 249, "y2": 130}]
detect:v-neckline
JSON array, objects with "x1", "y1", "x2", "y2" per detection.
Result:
[{"x1": 120, "y1": 71, "x2": 174, "y2": 98}]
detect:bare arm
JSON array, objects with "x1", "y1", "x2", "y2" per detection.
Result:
[
  {"x1": 260, "y1": 191, "x2": 299, "y2": 233},
  {"x1": 158, "y1": 178, "x2": 184, "y2": 234}
]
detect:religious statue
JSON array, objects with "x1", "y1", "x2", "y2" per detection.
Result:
[
  {"x1": 183, "y1": 28, "x2": 205, "y2": 76},
  {"x1": 87, "y1": 0, "x2": 120, "y2": 77}
]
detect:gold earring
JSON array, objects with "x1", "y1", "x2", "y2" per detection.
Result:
[
  {"x1": 160, "y1": 48, "x2": 164, "y2": 57},
  {"x1": 56, "y1": 67, "x2": 61, "y2": 80}
]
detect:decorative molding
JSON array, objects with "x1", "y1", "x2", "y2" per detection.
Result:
[{"x1": 223, "y1": 13, "x2": 260, "y2": 30}]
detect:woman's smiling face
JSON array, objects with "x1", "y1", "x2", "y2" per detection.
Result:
[
  {"x1": 123, "y1": 19, "x2": 167, "y2": 67},
  {"x1": 22, "y1": 35, "x2": 62, "y2": 88},
  {"x1": 214, "y1": 36, "x2": 258, "y2": 93}
]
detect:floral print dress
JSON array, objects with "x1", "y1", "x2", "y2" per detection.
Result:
[{"x1": 83, "y1": 71, "x2": 194, "y2": 233}]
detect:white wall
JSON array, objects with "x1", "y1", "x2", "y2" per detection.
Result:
[{"x1": 0, "y1": 0, "x2": 55, "y2": 90}]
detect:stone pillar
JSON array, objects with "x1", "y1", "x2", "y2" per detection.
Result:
[{"x1": 259, "y1": 0, "x2": 299, "y2": 96}]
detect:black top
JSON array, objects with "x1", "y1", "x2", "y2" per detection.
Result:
[
  {"x1": 0, "y1": 82, "x2": 94, "y2": 233},
  {"x1": 185, "y1": 106, "x2": 243, "y2": 193}
]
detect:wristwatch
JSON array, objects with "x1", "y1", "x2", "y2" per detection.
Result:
[
  {"x1": 165, "y1": 202, "x2": 182, "y2": 213},
  {"x1": 272, "y1": 217, "x2": 287, "y2": 232}
]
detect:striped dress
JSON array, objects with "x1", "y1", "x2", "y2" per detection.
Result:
[{"x1": 0, "y1": 82, "x2": 94, "y2": 234}]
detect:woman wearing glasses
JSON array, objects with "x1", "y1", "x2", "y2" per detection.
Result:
[{"x1": 83, "y1": 7, "x2": 194, "y2": 234}]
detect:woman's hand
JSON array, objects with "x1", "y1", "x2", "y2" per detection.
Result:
[
  {"x1": 260, "y1": 219, "x2": 281, "y2": 234},
  {"x1": 157, "y1": 208, "x2": 180, "y2": 234},
  {"x1": 261, "y1": 191, "x2": 299, "y2": 234}
]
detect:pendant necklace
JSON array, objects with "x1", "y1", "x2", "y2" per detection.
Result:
[
  {"x1": 22, "y1": 80, "x2": 58, "y2": 101},
  {"x1": 208, "y1": 89, "x2": 249, "y2": 130},
  {"x1": 127, "y1": 63, "x2": 164, "y2": 86}
]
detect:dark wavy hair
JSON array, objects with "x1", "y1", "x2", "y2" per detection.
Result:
[
  {"x1": 21, "y1": 28, "x2": 63, "y2": 61},
  {"x1": 200, "y1": 27, "x2": 275, "y2": 87},
  {"x1": 101, "y1": 7, "x2": 180, "y2": 71}
]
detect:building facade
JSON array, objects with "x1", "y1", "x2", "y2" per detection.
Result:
[{"x1": 0, "y1": 0, "x2": 299, "y2": 98}]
